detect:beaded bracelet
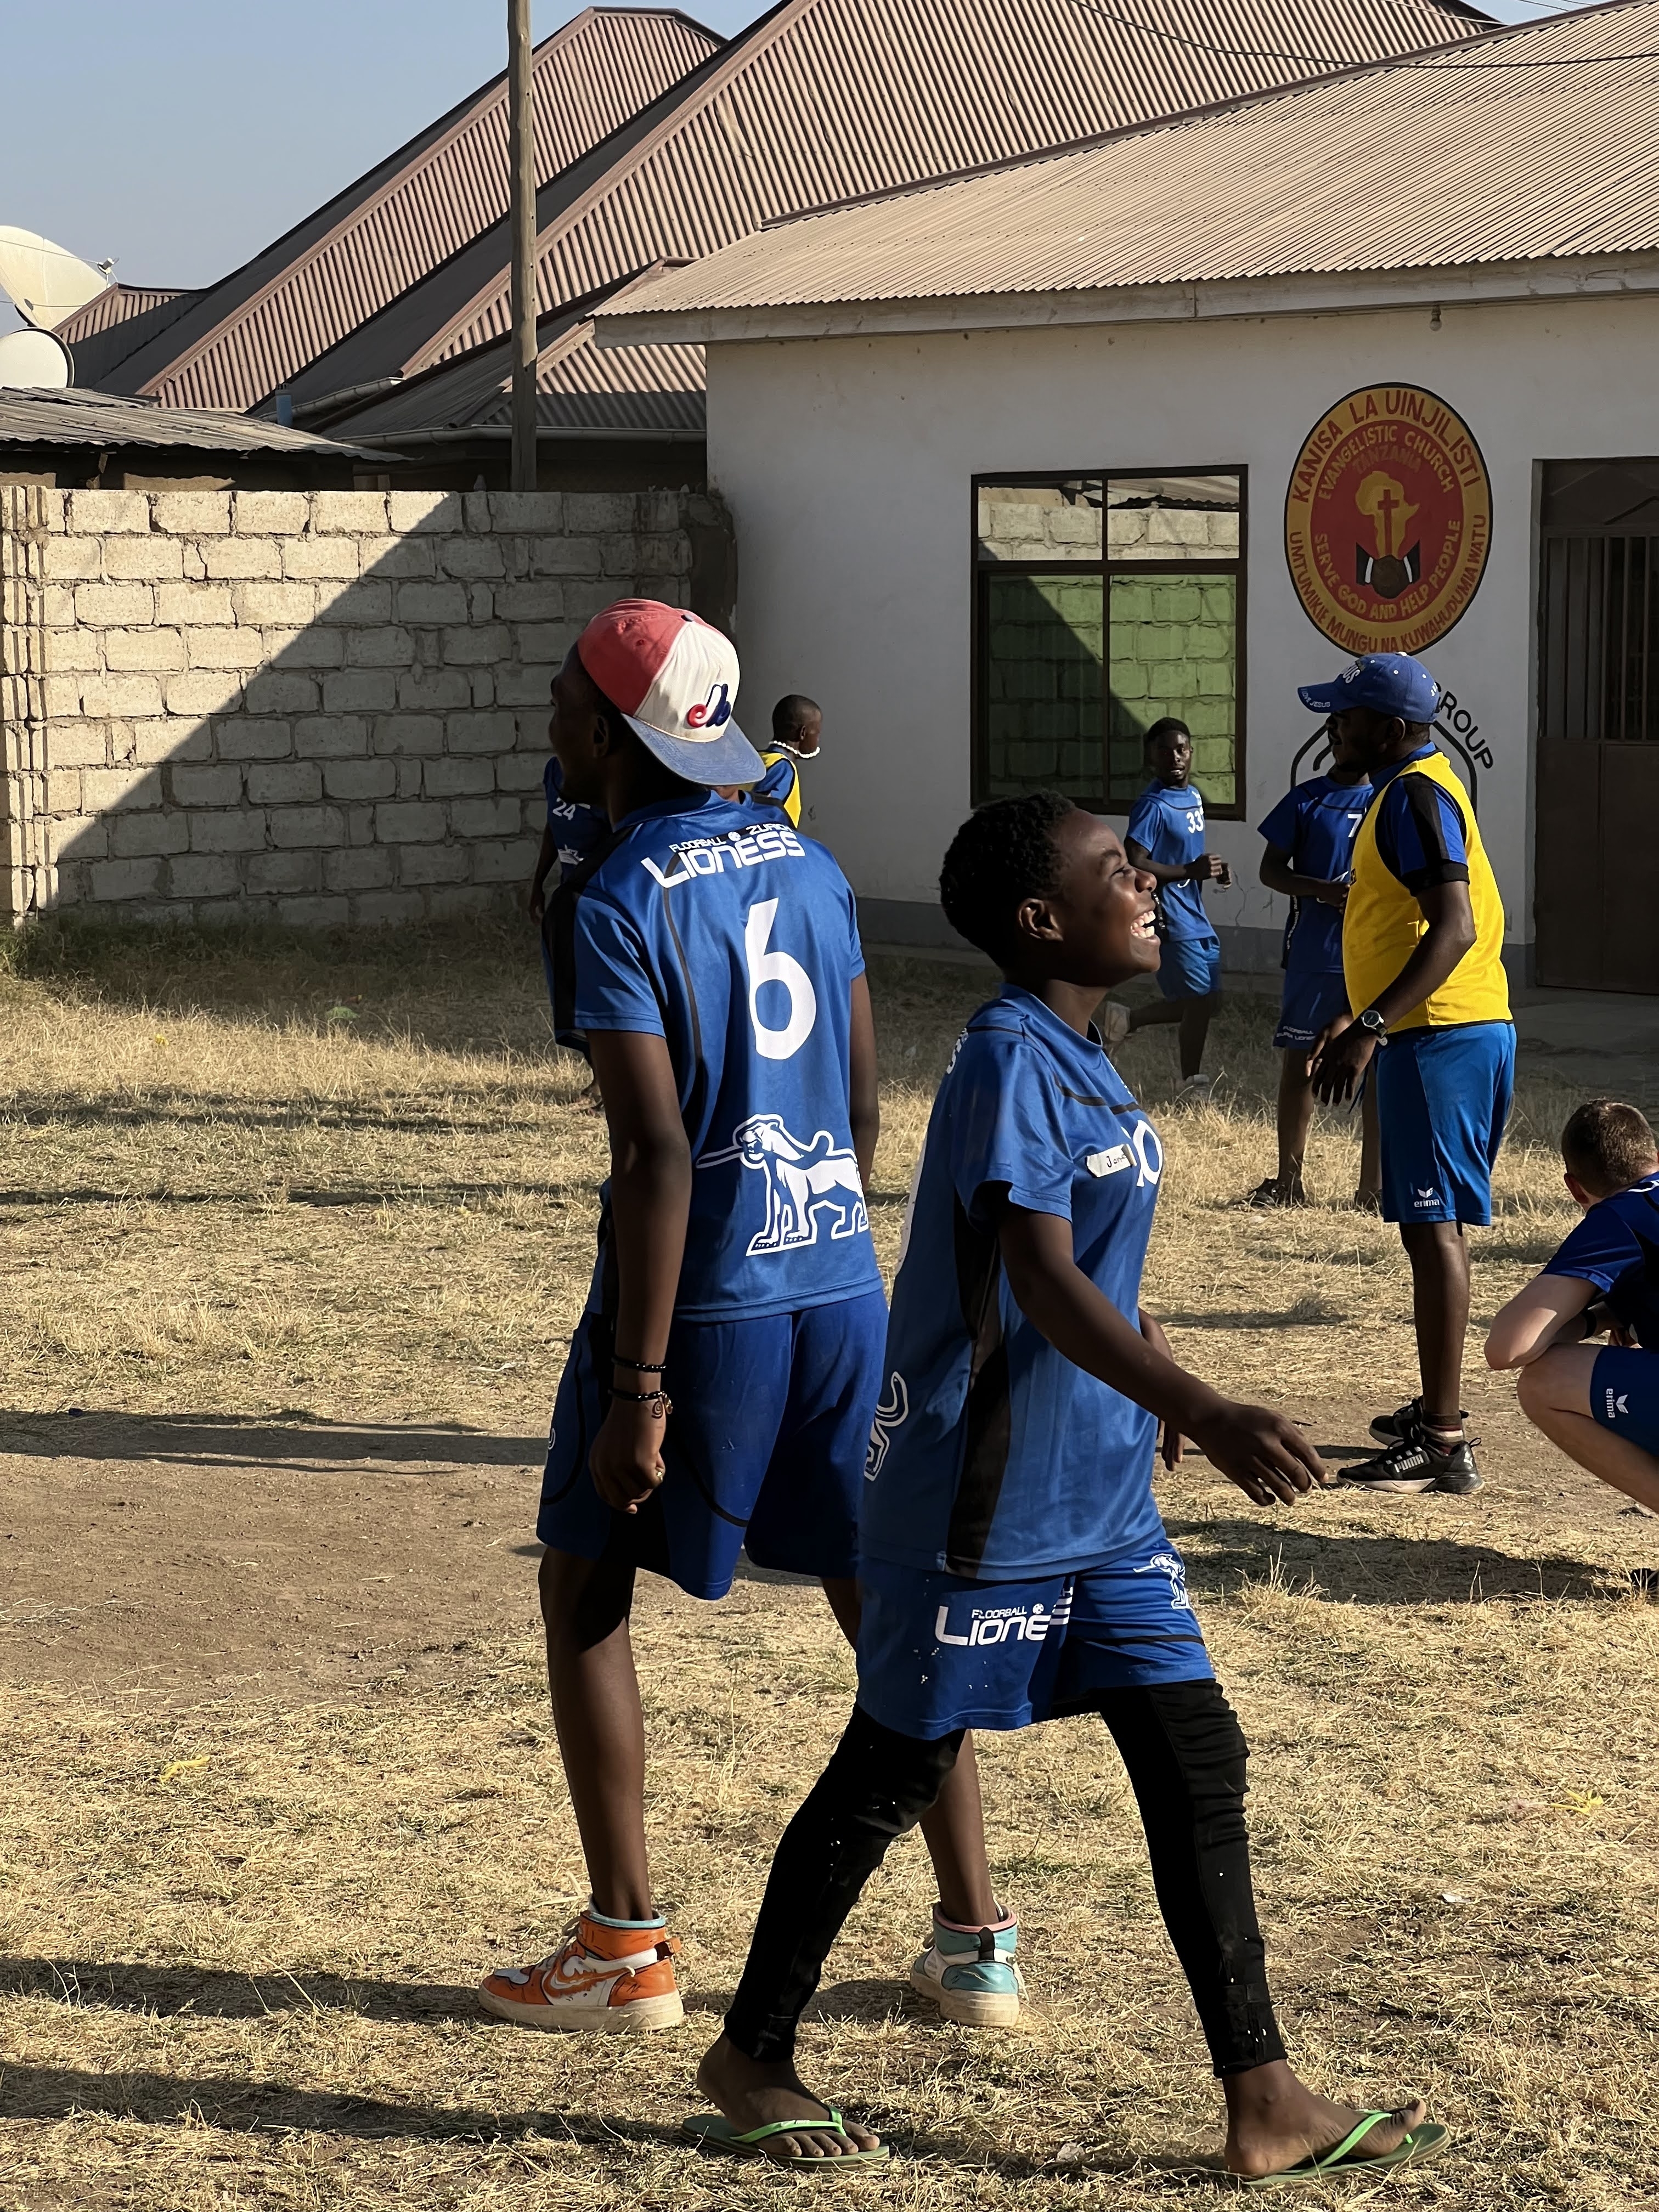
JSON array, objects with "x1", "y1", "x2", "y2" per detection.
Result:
[
  {"x1": 610, "y1": 1386, "x2": 672, "y2": 1418},
  {"x1": 612, "y1": 1353, "x2": 667, "y2": 1373}
]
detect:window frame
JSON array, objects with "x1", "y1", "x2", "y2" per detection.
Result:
[{"x1": 970, "y1": 464, "x2": 1249, "y2": 821}]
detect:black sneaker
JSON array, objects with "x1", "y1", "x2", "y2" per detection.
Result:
[
  {"x1": 1367, "y1": 1396, "x2": 1470, "y2": 1446},
  {"x1": 1339, "y1": 1432, "x2": 1482, "y2": 1496}
]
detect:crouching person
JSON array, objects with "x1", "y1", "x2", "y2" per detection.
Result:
[{"x1": 1486, "y1": 1098, "x2": 1659, "y2": 1514}]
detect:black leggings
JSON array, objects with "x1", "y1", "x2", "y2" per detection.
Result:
[{"x1": 723, "y1": 1679, "x2": 1286, "y2": 2077}]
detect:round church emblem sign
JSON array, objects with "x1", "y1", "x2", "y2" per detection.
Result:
[{"x1": 1284, "y1": 384, "x2": 1492, "y2": 654}]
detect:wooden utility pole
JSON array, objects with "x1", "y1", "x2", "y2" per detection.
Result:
[{"x1": 508, "y1": 0, "x2": 538, "y2": 492}]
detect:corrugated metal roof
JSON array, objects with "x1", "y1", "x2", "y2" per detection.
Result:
[
  {"x1": 416, "y1": 0, "x2": 1489, "y2": 370},
  {"x1": 108, "y1": 0, "x2": 1486, "y2": 442},
  {"x1": 331, "y1": 296, "x2": 706, "y2": 439},
  {"x1": 0, "y1": 387, "x2": 394, "y2": 461},
  {"x1": 92, "y1": 9, "x2": 720, "y2": 414},
  {"x1": 594, "y1": 0, "x2": 1659, "y2": 322},
  {"x1": 52, "y1": 285, "x2": 191, "y2": 342}
]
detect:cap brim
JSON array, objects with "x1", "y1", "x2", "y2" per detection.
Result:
[
  {"x1": 623, "y1": 714, "x2": 765, "y2": 787},
  {"x1": 1296, "y1": 682, "x2": 1347, "y2": 713}
]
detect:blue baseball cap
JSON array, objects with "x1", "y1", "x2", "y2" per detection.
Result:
[{"x1": 1297, "y1": 653, "x2": 1441, "y2": 721}]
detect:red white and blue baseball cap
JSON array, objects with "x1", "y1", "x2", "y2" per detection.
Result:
[
  {"x1": 577, "y1": 599, "x2": 763, "y2": 787},
  {"x1": 1297, "y1": 652, "x2": 1441, "y2": 721}
]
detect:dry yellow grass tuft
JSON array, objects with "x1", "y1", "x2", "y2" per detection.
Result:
[{"x1": 1, "y1": 918, "x2": 1656, "y2": 2209}]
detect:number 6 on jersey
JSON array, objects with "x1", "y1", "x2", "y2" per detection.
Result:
[{"x1": 744, "y1": 896, "x2": 817, "y2": 1059}]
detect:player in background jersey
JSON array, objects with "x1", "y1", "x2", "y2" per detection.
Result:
[
  {"x1": 1307, "y1": 654, "x2": 1515, "y2": 1498},
  {"x1": 1486, "y1": 1099, "x2": 1659, "y2": 1514},
  {"x1": 480, "y1": 602, "x2": 1003, "y2": 2035},
  {"x1": 1111, "y1": 719, "x2": 1231, "y2": 1107},
  {"x1": 528, "y1": 754, "x2": 610, "y2": 1108},
  {"x1": 1250, "y1": 724, "x2": 1380, "y2": 1209},
  {"x1": 687, "y1": 792, "x2": 1442, "y2": 2185},
  {"x1": 718, "y1": 694, "x2": 822, "y2": 826}
]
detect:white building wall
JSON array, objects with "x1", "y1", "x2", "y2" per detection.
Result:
[{"x1": 704, "y1": 292, "x2": 1659, "y2": 967}]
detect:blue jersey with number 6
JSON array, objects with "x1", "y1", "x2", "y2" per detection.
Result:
[{"x1": 572, "y1": 789, "x2": 882, "y2": 1322}]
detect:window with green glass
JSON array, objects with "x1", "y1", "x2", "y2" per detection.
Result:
[{"x1": 973, "y1": 471, "x2": 1245, "y2": 817}]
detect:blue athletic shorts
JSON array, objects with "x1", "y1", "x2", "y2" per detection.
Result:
[
  {"x1": 1156, "y1": 931, "x2": 1222, "y2": 1002},
  {"x1": 1375, "y1": 1020, "x2": 1515, "y2": 1227},
  {"x1": 538, "y1": 1287, "x2": 888, "y2": 1600},
  {"x1": 1273, "y1": 968, "x2": 1349, "y2": 1052},
  {"x1": 1590, "y1": 1346, "x2": 1659, "y2": 1457},
  {"x1": 855, "y1": 1538, "x2": 1213, "y2": 1739}
]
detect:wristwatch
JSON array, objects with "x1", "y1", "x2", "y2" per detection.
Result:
[{"x1": 1357, "y1": 1007, "x2": 1389, "y2": 1042}]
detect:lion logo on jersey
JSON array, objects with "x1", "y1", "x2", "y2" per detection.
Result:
[
  {"x1": 699, "y1": 1114, "x2": 868, "y2": 1255},
  {"x1": 865, "y1": 1371, "x2": 909, "y2": 1481}
]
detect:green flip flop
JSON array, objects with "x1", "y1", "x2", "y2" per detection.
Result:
[
  {"x1": 1240, "y1": 2113, "x2": 1448, "y2": 2190},
  {"x1": 682, "y1": 2105, "x2": 891, "y2": 2165}
]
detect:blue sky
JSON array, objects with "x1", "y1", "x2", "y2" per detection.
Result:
[{"x1": 0, "y1": 0, "x2": 1572, "y2": 338}]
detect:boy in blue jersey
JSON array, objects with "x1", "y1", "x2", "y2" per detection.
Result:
[
  {"x1": 1250, "y1": 724, "x2": 1380, "y2": 1208},
  {"x1": 1486, "y1": 1098, "x2": 1659, "y2": 1514},
  {"x1": 481, "y1": 601, "x2": 1002, "y2": 2035},
  {"x1": 1117, "y1": 719, "x2": 1231, "y2": 1106},
  {"x1": 687, "y1": 792, "x2": 1442, "y2": 2185},
  {"x1": 528, "y1": 753, "x2": 610, "y2": 1105}
]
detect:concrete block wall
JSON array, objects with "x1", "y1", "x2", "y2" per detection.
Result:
[{"x1": 0, "y1": 484, "x2": 728, "y2": 927}]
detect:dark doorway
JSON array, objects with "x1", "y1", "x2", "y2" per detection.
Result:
[{"x1": 1537, "y1": 460, "x2": 1659, "y2": 991}]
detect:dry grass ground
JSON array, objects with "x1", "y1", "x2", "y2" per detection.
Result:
[{"x1": 2, "y1": 918, "x2": 1657, "y2": 2210}]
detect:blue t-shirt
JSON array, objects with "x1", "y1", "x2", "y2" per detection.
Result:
[
  {"x1": 861, "y1": 985, "x2": 1167, "y2": 1581},
  {"x1": 572, "y1": 790, "x2": 883, "y2": 1323},
  {"x1": 1256, "y1": 772, "x2": 1372, "y2": 975},
  {"x1": 1125, "y1": 781, "x2": 1212, "y2": 941},
  {"x1": 543, "y1": 755, "x2": 608, "y2": 870},
  {"x1": 1369, "y1": 744, "x2": 1471, "y2": 890},
  {"x1": 1542, "y1": 1177, "x2": 1659, "y2": 1349}
]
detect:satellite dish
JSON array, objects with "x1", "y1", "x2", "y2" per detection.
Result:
[
  {"x1": 0, "y1": 328, "x2": 74, "y2": 389},
  {"x1": 0, "y1": 226, "x2": 111, "y2": 329}
]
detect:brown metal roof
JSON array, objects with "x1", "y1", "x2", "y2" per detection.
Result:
[
  {"x1": 592, "y1": 0, "x2": 1659, "y2": 326},
  {"x1": 414, "y1": 0, "x2": 1490, "y2": 371},
  {"x1": 52, "y1": 284, "x2": 191, "y2": 342},
  {"x1": 110, "y1": 0, "x2": 1487, "y2": 443},
  {"x1": 92, "y1": 9, "x2": 720, "y2": 414},
  {"x1": 0, "y1": 387, "x2": 395, "y2": 463}
]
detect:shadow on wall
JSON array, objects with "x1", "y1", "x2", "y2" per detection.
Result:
[{"x1": 0, "y1": 486, "x2": 736, "y2": 928}]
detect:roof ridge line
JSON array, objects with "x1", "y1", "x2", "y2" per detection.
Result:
[
  {"x1": 402, "y1": 0, "x2": 814, "y2": 375},
  {"x1": 134, "y1": 8, "x2": 669, "y2": 403},
  {"x1": 748, "y1": 0, "x2": 1653, "y2": 235}
]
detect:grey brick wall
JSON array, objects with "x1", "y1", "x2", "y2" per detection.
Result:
[{"x1": 0, "y1": 484, "x2": 731, "y2": 927}]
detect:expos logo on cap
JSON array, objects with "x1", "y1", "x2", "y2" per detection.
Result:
[{"x1": 577, "y1": 599, "x2": 762, "y2": 787}]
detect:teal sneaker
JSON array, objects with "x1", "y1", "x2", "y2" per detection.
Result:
[{"x1": 910, "y1": 1905, "x2": 1025, "y2": 2026}]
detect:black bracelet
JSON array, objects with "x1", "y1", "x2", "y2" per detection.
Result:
[
  {"x1": 610, "y1": 1386, "x2": 672, "y2": 1417},
  {"x1": 612, "y1": 1353, "x2": 667, "y2": 1373}
]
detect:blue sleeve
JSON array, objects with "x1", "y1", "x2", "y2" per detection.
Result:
[
  {"x1": 1125, "y1": 789, "x2": 1160, "y2": 854},
  {"x1": 1255, "y1": 787, "x2": 1304, "y2": 853},
  {"x1": 844, "y1": 872, "x2": 866, "y2": 981},
  {"x1": 949, "y1": 1034, "x2": 1075, "y2": 1226},
  {"x1": 571, "y1": 894, "x2": 665, "y2": 1036},
  {"x1": 543, "y1": 755, "x2": 560, "y2": 808},
  {"x1": 1374, "y1": 776, "x2": 1470, "y2": 889},
  {"x1": 1541, "y1": 1204, "x2": 1644, "y2": 1295}
]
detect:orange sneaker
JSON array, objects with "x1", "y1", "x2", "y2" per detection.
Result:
[{"x1": 479, "y1": 1911, "x2": 684, "y2": 2033}]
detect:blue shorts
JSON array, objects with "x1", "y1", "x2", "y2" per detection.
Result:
[
  {"x1": 855, "y1": 1538, "x2": 1212, "y2": 1739},
  {"x1": 538, "y1": 1288, "x2": 888, "y2": 1600},
  {"x1": 1375, "y1": 1020, "x2": 1515, "y2": 1227},
  {"x1": 1273, "y1": 968, "x2": 1349, "y2": 1051},
  {"x1": 1156, "y1": 932, "x2": 1222, "y2": 1002},
  {"x1": 1590, "y1": 1346, "x2": 1659, "y2": 1457}
]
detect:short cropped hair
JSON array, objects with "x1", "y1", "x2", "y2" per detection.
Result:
[
  {"x1": 1144, "y1": 716, "x2": 1190, "y2": 750},
  {"x1": 940, "y1": 791, "x2": 1075, "y2": 958},
  {"x1": 1561, "y1": 1097, "x2": 1659, "y2": 1195},
  {"x1": 772, "y1": 692, "x2": 820, "y2": 736}
]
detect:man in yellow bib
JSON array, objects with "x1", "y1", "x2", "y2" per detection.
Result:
[{"x1": 1306, "y1": 654, "x2": 1515, "y2": 1497}]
